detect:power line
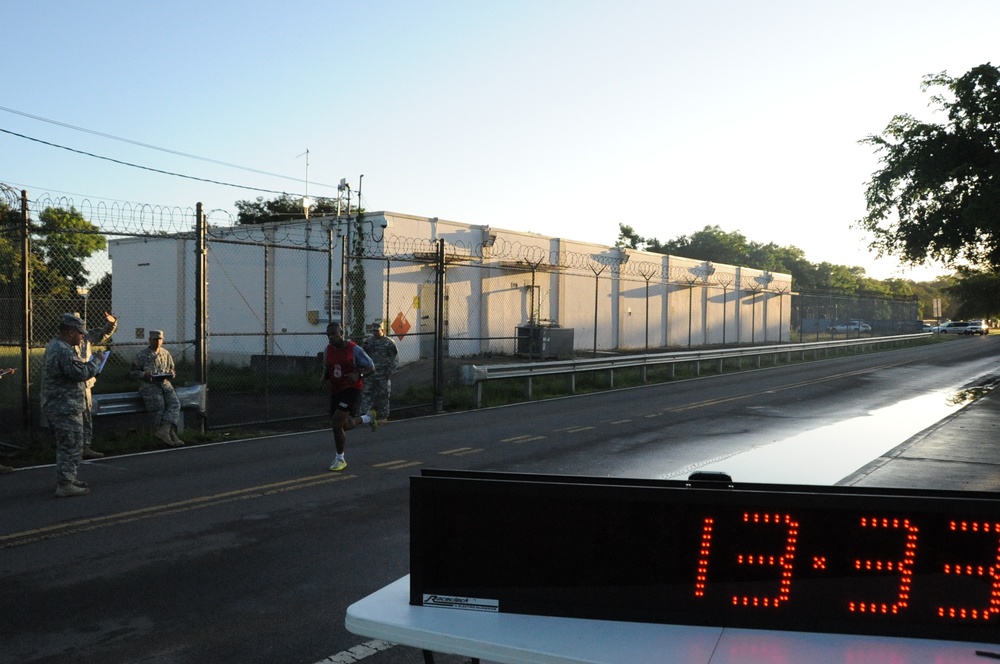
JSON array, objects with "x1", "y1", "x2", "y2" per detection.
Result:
[
  {"x1": 1, "y1": 126, "x2": 299, "y2": 196},
  {"x1": 0, "y1": 104, "x2": 343, "y2": 191}
]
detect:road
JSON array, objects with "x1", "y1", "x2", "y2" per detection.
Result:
[{"x1": 2, "y1": 336, "x2": 999, "y2": 664}]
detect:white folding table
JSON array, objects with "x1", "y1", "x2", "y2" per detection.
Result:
[{"x1": 346, "y1": 576, "x2": 999, "y2": 664}]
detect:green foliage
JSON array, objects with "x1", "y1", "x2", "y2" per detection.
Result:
[
  {"x1": 944, "y1": 270, "x2": 1000, "y2": 320},
  {"x1": 0, "y1": 203, "x2": 106, "y2": 340},
  {"x1": 34, "y1": 207, "x2": 106, "y2": 290},
  {"x1": 620, "y1": 223, "x2": 876, "y2": 292},
  {"x1": 235, "y1": 194, "x2": 356, "y2": 224},
  {"x1": 658, "y1": 225, "x2": 751, "y2": 267},
  {"x1": 860, "y1": 63, "x2": 1000, "y2": 270}
]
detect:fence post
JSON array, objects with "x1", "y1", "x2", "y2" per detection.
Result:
[
  {"x1": 194, "y1": 204, "x2": 208, "y2": 432},
  {"x1": 434, "y1": 239, "x2": 445, "y2": 413},
  {"x1": 591, "y1": 264, "x2": 606, "y2": 357},
  {"x1": 20, "y1": 190, "x2": 32, "y2": 434}
]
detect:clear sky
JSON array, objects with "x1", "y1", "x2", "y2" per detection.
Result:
[{"x1": 2, "y1": 0, "x2": 996, "y2": 281}]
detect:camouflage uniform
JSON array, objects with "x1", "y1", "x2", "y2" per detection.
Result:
[
  {"x1": 360, "y1": 327, "x2": 399, "y2": 419},
  {"x1": 79, "y1": 316, "x2": 117, "y2": 452},
  {"x1": 42, "y1": 335, "x2": 102, "y2": 485},
  {"x1": 130, "y1": 343, "x2": 181, "y2": 429}
]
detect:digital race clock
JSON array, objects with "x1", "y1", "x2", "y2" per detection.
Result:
[{"x1": 410, "y1": 470, "x2": 1000, "y2": 643}]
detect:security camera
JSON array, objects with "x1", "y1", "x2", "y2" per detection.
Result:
[{"x1": 379, "y1": 218, "x2": 388, "y2": 229}]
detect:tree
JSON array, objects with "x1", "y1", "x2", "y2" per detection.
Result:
[
  {"x1": 235, "y1": 194, "x2": 355, "y2": 225},
  {"x1": 859, "y1": 63, "x2": 1000, "y2": 270},
  {"x1": 0, "y1": 202, "x2": 106, "y2": 340},
  {"x1": 616, "y1": 223, "x2": 874, "y2": 292},
  {"x1": 944, "y1": 270, "x2": 1000, "y2": 320},
  {"x1": 34, "y1": 207, "x2": 106, "y2": 292},
  {"x1": 658, "y1": 225, "x2": 751, "y2": 267},
  {"x1": 616, "y1": 224, "x2": 644, "y2": 250}
]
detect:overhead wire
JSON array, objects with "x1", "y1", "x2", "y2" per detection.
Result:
[
  {"x1": 0, "y1": 127, "x2": 310, "y2": 196},
  {"x1": 0, "y1": 104, "x2": 343, "y2": 191}
]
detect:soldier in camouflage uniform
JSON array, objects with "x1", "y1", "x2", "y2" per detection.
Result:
[
  {"x1": 42, "y1": 313, "x2": 106, "y2": 497},
  {"x1": 78, "y1": 310, "x2": 118, "y2": 459},
  {"x1": 360, "y1": 318, "x2": 399, "y2": 422},
  {"x1": 129, "y1": 329, "x2": 183, "y2": 447}
]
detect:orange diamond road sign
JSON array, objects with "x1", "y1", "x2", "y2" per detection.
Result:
[{"x1": 391, "y1": 313, "x2": 411, "y2": 340}]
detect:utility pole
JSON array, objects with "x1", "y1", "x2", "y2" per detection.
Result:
[
  {"x1": 297, "y1": 149, "x2": 310, "y2": 219},
  {"x1": 338, "y1": 178, "x2": 350, "y2": 324}
]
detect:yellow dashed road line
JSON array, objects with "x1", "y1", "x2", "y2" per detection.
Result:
[
  {"x1": 439, "y1": 447, "x2": 484, "y2": 456},
  {"x1": 502, "y1": 435, "x2": 546, "y2": 443},
  {"x1": 373, "y1": 460, "x2": 424, "y2": 470},
  {"x1": 1, "y1": 473, "x2": 354, "y2": 550}
]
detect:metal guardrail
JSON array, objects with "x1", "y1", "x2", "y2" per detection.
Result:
[
  {"x1": 458, "y1": 334, "x2": 930, "y2": 407},
  {"x1": 92, "y1": 383, "x2": 208, "y2": 418}
]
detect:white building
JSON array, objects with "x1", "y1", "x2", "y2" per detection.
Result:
[{"x1": 108, "y1": 212, "x2": 791, "y2": 366}]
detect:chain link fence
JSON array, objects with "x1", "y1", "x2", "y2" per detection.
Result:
[{"x1": 0, "y1": 184, "x2": 919, "y2": 452}]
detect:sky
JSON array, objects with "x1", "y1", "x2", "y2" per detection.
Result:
[{"x1": 2, "y1": 0, "x2": 997, "y2": 282}]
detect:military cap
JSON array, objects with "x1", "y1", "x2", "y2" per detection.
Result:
[{"x1": 60, "y1": 313, "x2": 86, "y2": 333}]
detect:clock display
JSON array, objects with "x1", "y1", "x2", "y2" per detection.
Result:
[{"x1": 410, "y1": 470, "x2": 1000, "y2": 643}]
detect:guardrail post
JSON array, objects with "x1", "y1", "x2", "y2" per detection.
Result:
[{"x1": 526, "y1": 376, "x2": 533, "y2": 399}]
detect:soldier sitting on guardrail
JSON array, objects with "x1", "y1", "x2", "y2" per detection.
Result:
[{"x1": 129, "y1": 329, "x2": 184, "y2": 448}]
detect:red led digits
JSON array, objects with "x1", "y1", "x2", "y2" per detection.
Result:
[
  {"x1": 731, "y1": 512, "x2": 799, "y2": 608},
  {"x1": 848, "y1": 517, "x2": 917, "y2": 615},
  {"x1": 937, "y1": 520, "x2": 1000, "y2": 621},
  {"x1": 694, "y1": 517, "x2": 714, "y2": 597}
]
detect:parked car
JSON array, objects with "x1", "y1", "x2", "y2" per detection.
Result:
[
  {"x1": 827, "y1": 320, "x2": 872, "y2": 333},
  {"x1": 965, "y1": 320, "x2": 989, "y2": 335},
  {"x1": 935, "y1": 321, "x2": 971, "y2": 334}
]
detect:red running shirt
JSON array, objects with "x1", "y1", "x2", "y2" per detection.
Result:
[{"x1": 324, "y1": 341, "x2": 364, "y2": 393}]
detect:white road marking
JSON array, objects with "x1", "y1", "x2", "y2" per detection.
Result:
[{"x1": 312, "y1": 639, "x2": 395, "y2": 663}]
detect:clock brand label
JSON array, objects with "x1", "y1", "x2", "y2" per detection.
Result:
[{"x1": 423, "y1": 594, "x2": 499, "y2": 612}]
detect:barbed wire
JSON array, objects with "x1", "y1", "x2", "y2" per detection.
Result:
[{"x1": 4, "y1": 183, "x2": 794, "y2": 292}]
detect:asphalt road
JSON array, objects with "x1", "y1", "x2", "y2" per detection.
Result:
[{"x1": 3, "y1": 336, "x2": 999, "y2": 664}]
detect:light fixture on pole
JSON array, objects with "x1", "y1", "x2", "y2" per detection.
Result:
[{"x1": 76, "y1": 286, "x2": 90, "y2": 324}]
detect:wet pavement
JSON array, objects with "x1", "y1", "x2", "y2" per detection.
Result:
[{"x1": 840, "y1": 384, "x2": 1000, "y2": 491}]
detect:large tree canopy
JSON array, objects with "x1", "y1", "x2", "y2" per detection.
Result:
[{"x1": 859, "y1": 63, "x2": 1000, "y2": 270}]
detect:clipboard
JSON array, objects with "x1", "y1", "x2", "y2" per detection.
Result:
[{"x1": 96, "y1": 350, "x2": 111, "y2": 374}]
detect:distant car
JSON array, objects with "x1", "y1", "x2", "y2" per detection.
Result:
[
  {"x1": 965, "y1": 320, "x2": 989, "y2": 335},
  {"x1": 921, "y1": 322, "x2": 935, "y2": 332},
  {"x1": 827, "y1": 320, "x2": 872, "y2": 333},
  {"x1": 935, "y1": 321, "x2": 971, "y2": 334}
]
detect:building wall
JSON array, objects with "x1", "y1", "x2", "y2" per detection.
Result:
[{"x1": 109, "y1": 211, "x2": 792, "y2": 366}]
